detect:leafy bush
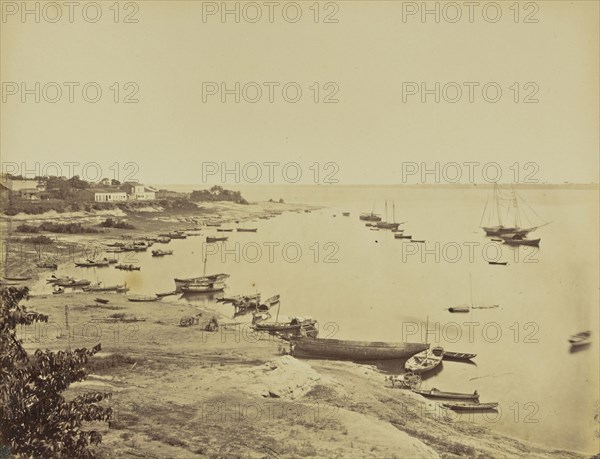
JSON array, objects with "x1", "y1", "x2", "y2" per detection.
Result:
[
  {"x1": 0, "y1": 287, "x2": 111, "y2": 457},
  {"x1": 99, "y1": 218, "x2": 135, "y2": 229}
]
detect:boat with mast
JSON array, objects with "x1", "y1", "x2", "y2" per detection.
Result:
[
  {"x1": 480, "y1": 184, "x2": 549, "y2": 237},
  {"x1": 359, "y1": 201, "x2": 382, "y2": 222},
  {"x1": 376, "y1": 200, "x2": 401, "y2": 230},
  {"x1": 176, "y1": 252, "x2": 229, "y2": 293}
]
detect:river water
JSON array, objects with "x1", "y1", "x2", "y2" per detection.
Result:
[{"x1": 28, "y1": 185, "x2": 599, "y2": 454}]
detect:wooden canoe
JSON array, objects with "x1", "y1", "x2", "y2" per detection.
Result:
[
  {"x1": 412, "y1": 388, "x2": 479, "y2": 401},
  {"x1": 443, "y1": 352, "x2": 477, "y2": 361},
  {"x1": 289, "y1": 337, "x2": 428, "y2": 361},
  {"x1": 441, "y1": 402, "x2": 498, "y2": 411}
]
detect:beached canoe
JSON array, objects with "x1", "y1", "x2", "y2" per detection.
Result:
[
  {"x1": 289, "y1": 337, "x2": 429, "y2": 361},
  {"x1": 440, "y1": 402, "x2": 498, "y2": 411},
  {"x1": 412, "y1": 388, "x2": 479, "y2": 401}
]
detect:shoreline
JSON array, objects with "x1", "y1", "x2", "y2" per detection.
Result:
[{"x1": 2, "y1": 201, "x2": 590, "y2": 458}]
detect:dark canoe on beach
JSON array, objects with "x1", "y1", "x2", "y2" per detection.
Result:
[
  {"x1": 3, "y1": 276, "x2": 32, "y2": 281},
  {"x1": 444, "y1": 352, "x2": 477, "y2": 361},
  {"x1": 289, "y1": 337, "x2": 429, "y2": 361},
  {"x1": 412, "y1": 388, "x2": 480, "y2": 401},
  {"x1": 440, "y1": 402, "x2": 498, "y2": 411}
]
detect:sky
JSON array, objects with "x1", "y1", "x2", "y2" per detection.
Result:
[{"x1": 1, "y1": 0, "x2": 598, "y2": 185}]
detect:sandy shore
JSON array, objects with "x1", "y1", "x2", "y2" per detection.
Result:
[{"x1": 3, "y1": 202, "x2": 587, "y2": 458}]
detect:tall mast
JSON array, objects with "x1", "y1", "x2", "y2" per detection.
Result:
[
  {"x1": 203, "y1": 252, "x2": 208, "y2": 276},
  {"x1": 494, "y1": 184, "x2": 503, "y2": 227},
  {"x1": 469, "y1": 274, "x2": 473, "y2": 308},
  {"x1": 385, "y1": 200, "x2": 388, "y2": 222},
  {"x1": 513, "y1": 189, "x2": 521, "y2": 228},
  {"x1": 392, "y1": 201, "x2": 396, "y2": 224}
]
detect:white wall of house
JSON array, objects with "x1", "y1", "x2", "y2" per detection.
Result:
[
  {"x1": 130, "y1": 191, "x2": 155, "y2": 201},
  {"x1": 94, "y1": 192, "x2": 128, "y2": 202}
]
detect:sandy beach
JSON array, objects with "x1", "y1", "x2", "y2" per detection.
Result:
[{"x1": 3, "y1": 202, "x2": 588, "y2": 458}]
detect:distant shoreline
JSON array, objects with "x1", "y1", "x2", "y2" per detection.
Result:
[{"x1": 157, "y1": 183, "x2": 600, "y2": 190}]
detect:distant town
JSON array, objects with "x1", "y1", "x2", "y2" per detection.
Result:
[{"x1": 0, "y1": 174, "x2": 248, "y2": 215}]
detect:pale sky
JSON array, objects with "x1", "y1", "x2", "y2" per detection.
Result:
[{"x1": 1, "y1": 1, "x2": 598, "y2": 185}]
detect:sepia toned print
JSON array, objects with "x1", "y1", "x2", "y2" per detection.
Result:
[{"x1": 1, "y1": 1, "x2": 598, "y2": 458}]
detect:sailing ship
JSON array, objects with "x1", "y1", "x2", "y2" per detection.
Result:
[
  {"x1": 376, "y1": 200, "x2": 401, "y2": 230},
  {"x1": 480, "y1": 184, "x2": 549, "y2": 237},
  {"x1": 359, "y1": 201, "x2": 382, "y2": 222},
  {"x1": 175, "y1": 252, "x2": 229, "y2": 292}
]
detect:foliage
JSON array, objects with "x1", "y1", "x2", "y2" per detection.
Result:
[
  {"x1": 16, "y1": 222, "x2": 101, "y2": 234},
  {"x1": 190, "y1": 186, "x2": 248, "y2": 204},
  {"x1": 98, "y1": 218, "x2": 135, "y2": 229},
  {"x1": 0, "y1": 287, "x2": 111, "y2": 458}
]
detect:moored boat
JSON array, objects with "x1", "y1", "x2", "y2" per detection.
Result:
[
  {"x1": 206, "y1": 236, "x2": 228, "y2": 243},
  {"x1": 236, "y1": 228, "x2": 258, "y2": 232},
  {"x1": 84, "y1": 282, "x2": 129, "y2": 293},
  {"x1": 128, "y1": 295, "x2": 159, "y2": 302},
  {"x1": 448, "y1": 306, "x2": 470, "y2": 313},
  {"x1": 501, "y1": 234, "x2": 541, "y2": 247},
  {"x1": 568, "y1": 331, "x2": 591, "y2": 347},
  {"x1": 115, "y1": 264, "x2": 141, "y2": 271},
  {"x1": 443, "y1": 352, "x2": 477, "y2": 361},
  {"x1": 75, "y1": 258, "x2": 110, "y2": 267},
  {"x1": 412, "y1": 388, "x2": 479, "y2": 401},
  {"x1": 289, "y1": 337, "x2": 429, "y2": 361},
  {"x1": 55, "y1": 278, "x2": 91, "y2": 287},
  {"x1": 94, "y1": 298, "x2": 110, "y2": 304},
  {"x1": 405, "y1": 346, "x2": 444, "y2": 374},
  {"x1": 342, "y1": 212, "x2": 350, "y2": 216},
  {"x1": 151, "y1": 249, "x2": 174, "y2": 256},
  {"x1": 180, "y1": 281, "x2": 226, "y2": 293},
  {"x1": 441, "y1": 402, "x2": 498, "y2": 411},
  {"x1": 3, "y1": 275, "x2": 32, "y2": 281},
  {"x1": 216, "y1": 228, "x2": 233, "y2": 232},
  {"x1": 488, "y1": 261, "x2": 508, "y2": 266}
]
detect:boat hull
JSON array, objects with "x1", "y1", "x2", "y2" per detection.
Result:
[
  {"x1": 412, "y1": 389, "x2": 479, "y2": 401},
  {"x1": 290, "y1": 338, "x2": 428, "y2": 361}
]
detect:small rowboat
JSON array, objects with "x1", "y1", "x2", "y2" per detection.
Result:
[
  {"x1": 448, "y1": 306, "x2": 470, "y2": 313},
  {"x1": 156, "y1": 290, "x2": 178, "y2": 298},
  {"x1": 94, "y1": 298, "x2": 110, "y2": 304},
  {"x1": 36, "y1": 261, "x2": 58, "y2": 269},
  {"x1": 568, "y1": 331, "x2": 591, "y2": 347},
  {"x1": 75, "y1": 259, "x2": 110, "y2": 267},
  {"x1": 128, "y1": 295, "x2": 159, "y2": 302},
  {"x1": 3, "y1": 276, "x2": 32, "y2": 281},
  {"x1": 412, "y1": 240, "x2": 425, "y2": 243},
  {"x1": 236, "y1": 228, "x2": 258, "y2": 232},
  {"x1": 395, "y1": 234, "x2": 412, "y2": 239},
  {"x1": 412, "y1": 388, "x2": 479, "y2": 401},
  {"x1": 441, "y1": 402, "x2": 498, "y2": 411},
  {"x1": 488, "y1": 261, "x2": 508, "y2": 266},
  {"x1": 115, "y1": 264, "x2": 141, "y2": 271},
  {"x1": 205, "y1": 223, "x2": 221, "y2": 227},
  {"x1": 151, "y1": 250, "x2": 173, "y2": 257},
  {"x1": 443, "y1": 352, "x2": 477, "y2": 361},
  {"x1": 491, "y1": 238, "x2": 503, "y2": 242},
  {"x1": 55, "y1": 278, "x2": 91, "y2": 287},
  {"x1": 181, "y1": 282, "x2": 226, "y2": 293},
  {"x1": 206, "y1": 236, "x2": 228, "y2": 243},
  {"x1": 405, "y1": 346, "x2": 444, "y2": 374},
  {"x1": 216, "y1": 228, "x2": 233, "y2": 232},
  {"x1": 342, "y1": 212, "x2": 350, "y2": 216}
]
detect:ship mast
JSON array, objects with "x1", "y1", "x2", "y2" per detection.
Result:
[
  {"x1": 203, "y1": 252, "x2": 208, "y2": 277},
  {"x1": 512, "y1": 189, "x2": 522, "y2": 229},
  {"x1": 385, "y1": 200, "x2": 388, "y2": 222},
  {"x1": 494, "y1": 184, "x2": 503, "y2": 227},
  {"x1": 392, "y1": 201, "x2": 396, "y2": 224}
]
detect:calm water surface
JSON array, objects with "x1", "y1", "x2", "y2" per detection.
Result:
[{"x1": 30, "y1": 186, "x2": 600, "y2": 454}]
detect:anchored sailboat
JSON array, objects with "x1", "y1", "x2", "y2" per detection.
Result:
[
  {"x1": 480, "y1": 184, "x2": 549, "y2": 237},
  {"x1": 376, "y1": 200, "x2": 401, "y2": 230},
  {"x1": 359, "y1": 201, "x2": 382, "y2": 222},
  {"x1": 175, "y1": 252, "x2": 229, "y2": 292}
]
